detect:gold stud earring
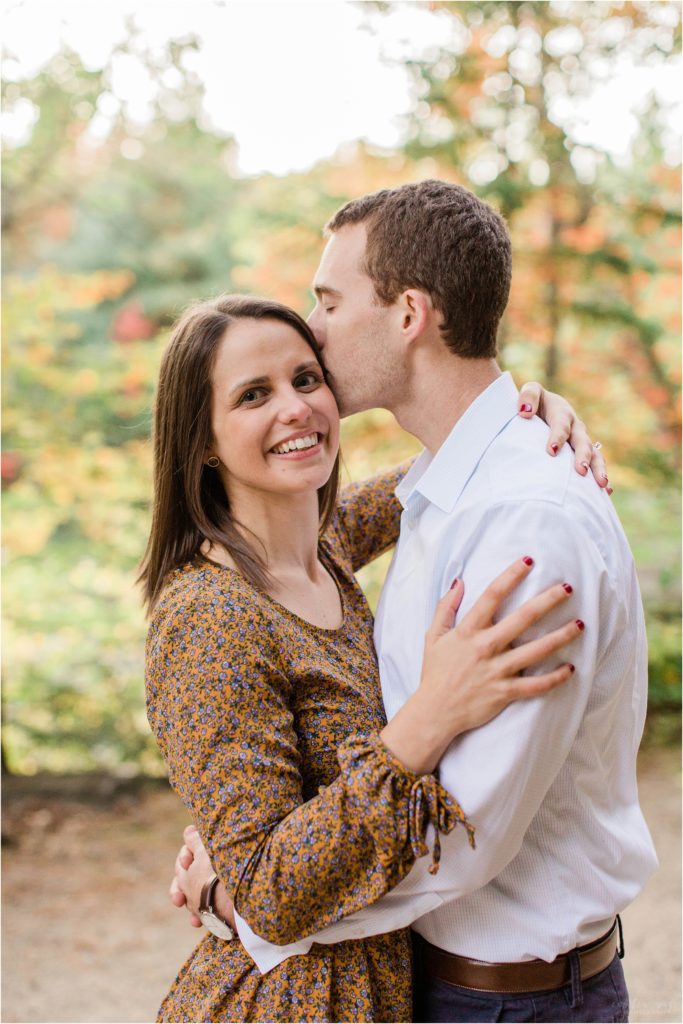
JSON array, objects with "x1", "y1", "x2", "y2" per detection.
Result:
[{"x1": 206, "y1": 456, "x2": 220, "y2": 468}]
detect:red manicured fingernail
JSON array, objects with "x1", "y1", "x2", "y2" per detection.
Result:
[
  {"x1": 602, "y1": 475, "x2": 609, "y2": 483},
  {"x1": 580, "y1": 462, "x2": 589, "y2": 471},
  {"x1": 568, "y1": 663, "x2": 575, "y2": 673},
  {"x1": 562, "y1": 583, "x2": 573, "y2": 594},
  {"x1": 520, "y1": 403, "x2": 532, "y2": 413},
  {"x1": 450, "y1": 577, "x2": 459, "y2": 590},
  {"x1": 607, "y1": 487, "x2": 613, "y2": 496},
  {"x1": 551, "y1": 443, "x2": 559, "y2": 454},
  {"x1": 522, "y1": 556, "x2": 534, "y2": 566},
  {"x1": 575, "y1": 619, "x2": 585, "y2": 631}
]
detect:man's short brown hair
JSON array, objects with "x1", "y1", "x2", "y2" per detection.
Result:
[{"x1": 325, "y1": 179, "x2": 511, "y2": 359}]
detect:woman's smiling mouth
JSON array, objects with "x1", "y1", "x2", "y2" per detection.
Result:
[{"x1": 270, "y1": 432, "x2": 321, "y2": 456}]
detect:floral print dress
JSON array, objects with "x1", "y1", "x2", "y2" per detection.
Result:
[{"x1": 146, "y1": 468, "x2": 473, "y2": 1023}]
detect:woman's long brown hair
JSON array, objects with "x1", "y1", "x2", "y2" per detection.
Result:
[{"x1": 138, "y1": 294, "x2": 340, "y2": 612}]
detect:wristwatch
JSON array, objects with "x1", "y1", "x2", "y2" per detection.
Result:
[{"x1": 198, "y1": 873, "x2": 235, "y2": 940}]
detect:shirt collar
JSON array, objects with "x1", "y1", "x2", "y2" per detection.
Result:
[{"x1": 396, "y1": 372, "x2": 519, "y2": 513}]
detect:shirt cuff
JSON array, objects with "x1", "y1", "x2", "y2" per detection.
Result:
[{"x1": 235, "y1": 910, "x2": 313, "y2": 974}]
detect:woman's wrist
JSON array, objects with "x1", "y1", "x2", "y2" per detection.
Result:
[{"x1": 380, "y1": 691, "x2": 458, "y2": 775}]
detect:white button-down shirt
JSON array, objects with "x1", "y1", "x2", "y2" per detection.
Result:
[{"x1": 236, "y1": 372, "x2": 657, "y2": 972}]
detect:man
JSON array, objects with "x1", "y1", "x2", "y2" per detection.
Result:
[{"x1": 172, "y1": 180, "x2": 656, "y2": 1022}]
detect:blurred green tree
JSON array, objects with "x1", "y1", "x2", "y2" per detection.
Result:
[
  {"x1": 3, "y1": 33, "x2": 243, "y2": 333},
  {"x1": 2, "y1": 267, "x2": 164, "y2": 772}
]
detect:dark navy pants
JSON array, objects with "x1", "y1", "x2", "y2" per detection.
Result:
[{"x1": 412, "y1": 938, "x2": 629, "y2": 1023}]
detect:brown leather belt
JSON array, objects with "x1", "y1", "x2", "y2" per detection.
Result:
[{"x1": 419, "y1": 920, "x2": 620, "y2": 994}]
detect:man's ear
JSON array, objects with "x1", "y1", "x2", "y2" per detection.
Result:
[{"x1": 398, "y1": 289, "x2": 431, "y2": 343}]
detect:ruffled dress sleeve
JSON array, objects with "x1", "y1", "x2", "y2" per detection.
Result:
[
  {"x1": 332, "y1": 461, "x2": 414, "y2": 572},
  {"x1": 146, "y1": 574, "x2": 473, "y2": 947},
  {"x1": 235, "y1": 733, "x2": 474, "y2": 944}
]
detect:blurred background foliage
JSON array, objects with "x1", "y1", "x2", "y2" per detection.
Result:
[{"x1": 2, "y1": 1, "x2": 680, "y2": 774}]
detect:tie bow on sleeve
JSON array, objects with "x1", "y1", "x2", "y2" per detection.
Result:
[
  {"x1": 339, "y1": 734, "x2": 475, "y2": 877},
  {"x1": 408, "y1": 772, "x2": 476, "y2": 875}
]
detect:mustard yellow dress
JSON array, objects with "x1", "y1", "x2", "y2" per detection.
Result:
[{"x1": 146, "y1": 469, "x2": 473, "y2": 1023}]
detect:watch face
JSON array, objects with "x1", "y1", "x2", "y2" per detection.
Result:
[{"x1": 199, "y1": 910, "x2": 234, "y2": 941}]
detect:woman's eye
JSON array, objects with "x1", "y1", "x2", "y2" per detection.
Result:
[
  {"x1": 324, "y1": 306, "x2": 335, "y2": 314},
  {"x1": 295, "y1": 372, "x2": 321, "y2": 390},
  {"x1": 239, "y1": 387, "x2": 266, "y2": 405}
]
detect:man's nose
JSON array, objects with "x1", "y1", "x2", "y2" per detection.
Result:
[{"x1": 307, "y1": 307, "x2": 325, "y2": 349}]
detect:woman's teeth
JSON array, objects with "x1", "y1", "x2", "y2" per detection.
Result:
[{"x1": 272, "y1": 433, "x2": 319, "y2": 455}]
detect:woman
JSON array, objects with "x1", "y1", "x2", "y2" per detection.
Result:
[{"x1": 142, "y1": 295, "x2": 589, "y2": 1023}]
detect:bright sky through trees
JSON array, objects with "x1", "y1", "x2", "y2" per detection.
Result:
[{"x1": 2, "y1": 0, "x2": 680, "y2": 175}]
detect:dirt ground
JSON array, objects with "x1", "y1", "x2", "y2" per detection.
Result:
[{"x1": 2, "y1": 747, "x2": 680, "y2": 1024}]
